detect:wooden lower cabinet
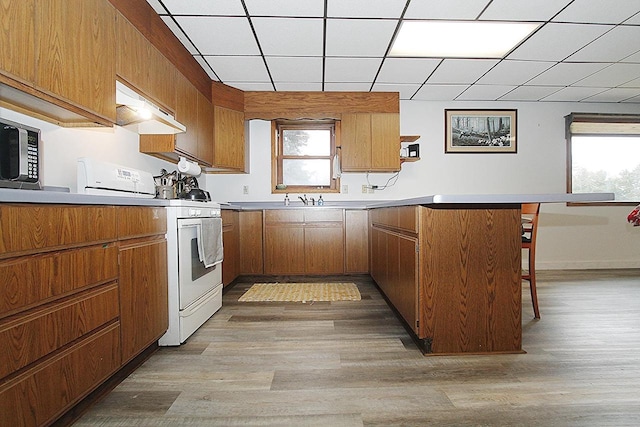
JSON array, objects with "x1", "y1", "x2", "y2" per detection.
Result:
[
  {"x1": 222, "y1": 209, "x2": 240, "y2": 286},
  {"x1": 345, "y1": 210, "x2": 369, "y2": 273},
  {"x1": 239, "y1": 211, "x2": 263, "y2": 275},
  {"x1": 263, "y1": 209, "x2": 344, "y2": 275},
  {"x1": 0, "y1": 204, "x2": 169, "y2": 425}
]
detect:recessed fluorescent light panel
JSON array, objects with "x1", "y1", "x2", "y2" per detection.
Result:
[{"x1": 390, "y1": 21, "x2": 540, "y2": 58}]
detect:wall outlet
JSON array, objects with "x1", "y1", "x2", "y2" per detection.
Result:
[
  {"x1": 342, "y1": 184, "x2": 348, "y2": 193},
  {"x1": 243, "y1": 185, "x2": 249, "y2": 195},
  {"x1": 362, "y1": 184, "x2": 368, "y2": 194}
]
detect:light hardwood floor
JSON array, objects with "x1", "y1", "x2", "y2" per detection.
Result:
[{"x1": 75, "y1": 270, "x2": 640, "y2": 426}]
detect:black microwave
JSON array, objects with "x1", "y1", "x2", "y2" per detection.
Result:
[{"x1": 0, "y1": 118, "x2": 41, "y2": 190}]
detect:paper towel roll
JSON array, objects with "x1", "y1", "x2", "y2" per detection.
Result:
[{"x1": 177, "y1": 157, "x2": 201, "y2": 176}]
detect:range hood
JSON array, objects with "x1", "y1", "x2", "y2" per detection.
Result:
[{"x1": 115, "y1": 81, "x2": 186, "y2": 134}]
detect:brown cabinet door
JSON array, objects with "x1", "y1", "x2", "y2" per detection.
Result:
[
  {"x1": 340, "y1": 113, "x2": 372, "y2": 171},
  {"x1": 345, "y1": 210, "x2": 369, "y2": 273},
  {"x1": 175, "y1": 73, "x2": 199, "y2": 159},
  {"x1": 197, "y1": 91, "x2": 214, "y2": 166},
  {"x1": 214, "y1": 106, "x2": 246, "y2": 171},
  {"x1": 305, "y1": 225, "x2": 344, "y2": 274},
  {"x1": 222, "y1": 210, "x2": 239, "y2": 286},
  {"x1": 35, "y1": 0, "x2": 116, "y2": 122},
  {"x1": 264, "y1": 225, "x2": 305, "y2": 274},
  {"x1": 239, "y1": 211, "x2": 264, "y2": 275},
  {"x1": 118, "y1": 237, "x2": 168, "y2": 363},
  {"x1": 371, "y1": 113, "x2": 400, "y2": 172},
  {"x1": 0, "y1": 0, "x2": 35, "y2": 83},
  {"x1": 394, "y1": 234, "x2": 418, "y2": 332}
]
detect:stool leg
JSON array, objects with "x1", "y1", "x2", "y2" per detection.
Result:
[{"x1": 529, "y1": 248, "x2": 540, "y2": 319}]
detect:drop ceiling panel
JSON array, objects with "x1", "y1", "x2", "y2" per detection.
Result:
[
  {"x1": 376, "y1": 58, "x2": 441, "y2": 84},
  {"x1": 541, "y1": 86, "x2": 606, "y2": 102},
  {"x1": 575, "y1": 63, "x2": 640, "y2": 87},
  {"x1": 552, "y1": 0, "x2": 640, "y2": 24},
  {"x1": 225, "y1": 82, "x2": 275, "y2": 91},
  {"x1": 244, "y1": 0, "x2": 325, "y2": 17},
  {"x1": 161, "y1": 17, "x2": 198, "y2": 54},
  {"x1": 427, "y1": 59, "x2": 500, "y2": 84},
  {"x1": 324, "y1": 82, "x2": 372, "y2": 91},
  {"x1": 275, "y1": 82, "x2": 323, "y2": 91},
  {"x1": 498, "y1": 85, "x2": 561, "y2": 101},
  {"x1": 413, "y1": 84, "x2": 469, "y2": 101},
  {"x1": 194, "y1": 56, "x2": 219, "y2": 80},
  {"x1": 507, "y1": 23, "x2": 612, "y2": 61},
  {"x1": 252, "y1": 17, "x2": 324, "y2": 56},
  {"x1": 477, "y1": 60, "x2": 555, "y2": 85},
  {"x1": 325, "y1": 19, "x2": 398, "y2": 57},
  {"x1": 324, "y1": 57, "x2": 382, "y2": 82},
  {"x1": 204, "y1": 56, "x2": 269, "y2": 82},
  {"x1": 372, "y1": 83, "x2": 423, "y2": 100},
  {"x1": 455, "y1": 85, "x2": 517, "y2": 100},
  {"x1": 480, "y1": 0, "x2": 570, "y2": 21},
  {"x1": 161, "y1": 0, "x2": 246, "y2": 15},
  {"x1": 526, "y1": 62, "x2": 609, "y2": 86},
  {"x1": 327, "y1": 0, "x2": 406, "y2": 18},
  {"x1": 404, "y1": 0, "x2": 489, "y2": 20},
  {"x1": 567, "y1": 26, "x2": 640, "y2": 62},
  {"x1": 266, "y1": 57, "x2": 323, "y2": 82},
  {"x1": 175, "y1": 17, "x2": 259, "y2": 55},
  {"x1": 583, "y1": 87, "x2": 640, "y2": 102}
]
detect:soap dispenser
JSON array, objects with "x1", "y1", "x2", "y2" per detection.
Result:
[{"x1": 317, "y1": 195, "x2": 324, "y2": 206}]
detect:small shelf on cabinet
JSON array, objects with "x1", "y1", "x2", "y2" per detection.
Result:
[
  {"x1": 400, "y1": 135, "x2": 421, "y2": 164},
  {"x1": 401, "y1": 156, "x2": 420, "y2": 163}
]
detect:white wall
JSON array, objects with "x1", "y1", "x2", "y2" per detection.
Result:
[{"x1": 206, "y1": 100, "x2": 640, "y2": 270}]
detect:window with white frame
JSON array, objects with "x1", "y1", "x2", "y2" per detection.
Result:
[{"x1": 566, "y1": 113, "x2": 640, "y2": 204}]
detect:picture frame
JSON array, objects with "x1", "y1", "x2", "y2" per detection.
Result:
[{"x1": 445, "y1": 109, "x2": 517, "y2": 153}]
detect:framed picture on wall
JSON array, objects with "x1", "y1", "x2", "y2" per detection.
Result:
[{"x1": 445, "y1": 109, "x2": 517, "y2": 153}]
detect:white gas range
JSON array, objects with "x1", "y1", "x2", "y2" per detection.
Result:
[{"x1": 159, "y1": 199, "x2": 223, "y2": 346}]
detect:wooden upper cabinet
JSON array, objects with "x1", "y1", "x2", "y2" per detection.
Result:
[
  {"x1": 0, "y1": 0, "x2": 35, "y2": 83},
  {"x1": 174, "y1": 72, "x2": 200, "y2": 160},
  {"x1": 197, "y1": 91, "x2": 214, "y2": 166},
  {"x1": 35, "y1": 0, "x2": 116, "y2": 123},
  {"x1": 341, "y1": 113, "x2": 400, "y2": 172},
  {"x1": 116, "y1": 12, "x2": 176, "y2": 111},
  {"x1": 213, "y1": 106, "x2": 246, "y2": 171}
]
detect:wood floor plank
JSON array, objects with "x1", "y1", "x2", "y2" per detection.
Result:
[{"x1": 75, "y1": 270, "x2": 640, "y2": 426}]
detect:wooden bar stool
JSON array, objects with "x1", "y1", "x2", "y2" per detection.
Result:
[{"x1": 522, "y1": 203, "x2": 541, "y2": 319}]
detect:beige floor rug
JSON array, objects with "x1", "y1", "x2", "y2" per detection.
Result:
[{"x1": 238, "y1": 282, "x2": 361, "y2": 303}]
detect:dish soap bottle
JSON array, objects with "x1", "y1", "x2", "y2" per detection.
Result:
[
  {"x1": 317, "y1": 195, "x2": 324, "y2": 206},
  {"x1": 284, "y1": 193, "x2": 290, "y2": 206}
]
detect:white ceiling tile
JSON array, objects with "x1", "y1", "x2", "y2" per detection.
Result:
[
  {"x1": 574, "y1": 63, "x2": 640, "y2": 87},
  {"x1": 275, "y1": 82, "x2": 323, "y2": 91},
  {"x1": 498, "y1": 86, "x2": 562, "y2": 101},
  {"x1": 477, "y1": 60, "x2": 555, "y2": 85},
  {"x1": 427, "y1": 59, "x2": 500, "y2": 84},
  {"x1": 622, "y1": 50, "x2": 640, "y2": 62},
  {"x1": 325, "y1": 19, "x2": 397, "y2": 56},
  {"x1": 541, "y1": 86, "x2": 606, "y2": 101},
  {"x1": 324, "y1": 82, "x2": 372, "y2": 91},
  {"x1": 552, "y1": 0, "x2": 640, "y2": 24},
  {"x1": 527, "y1": 62, "x2": 609, "y2": 86},
  {"x1": 204, "y1": 56, "x2": 270, "y2": 82},
  {"x1": 621, "y1": 94, "x2": 640, "y2": 103},
  {"x1": 327, "y1": 0, "x2": 406, "y2": 18},
  {"x1": 507, "y1": 23, "x2": 612, "y2": 61},
  {"x1": 194, "y1": 56, "x2": 219, "y2": 80},
  {"x1": 480, "y1": 0, "x2": 570, "y2": 21},
  {"x1": 161, "y1": 0, "x2": 245, "y2": 15},
  {"x1": 621, "y1": 76, "x2": 640, "y2": 88},
  {"x1": 266, "y1": 57, "x2": 323, "y2": 82},
  {"x1": 225, "y1": 82, "x2": 275, "y2": 91},
  {"x1": 376, "y1": 58, "x2": 441, "y2": 84},
  {"x1": 175, "y1": 17, "x2": 259, "y2": 55},
  {"x1": 583, "y1": 87, "x2": 640, "y2": 102},
  {"x1": 413, "y1": 84, "x2": 469, "y2": 101},
  {"x1": 404, "y1": 0, "x2": 489, "y2": 20},
  {"x1": 568, "y1": 26, "x2": 640, "y2": 62},
  {"x1": 371, "y1": 83, "x2": 422, "y2": 100},
  {"x1": 325, "y1": 58, "x2": 382, "y2": 82},
  {"x1": 161, "y1": 17, "x2": 197, "y2": 54},
  {"x1": 625, "y1": 12, "x2": 640, "y2": 24},
  {"x1": 244, "y1": 0, "x2": 324, "y2": 17},
  {"x1": 252, "y1": 18, "x2": 323, "y2": 56},
  {"x1": 455, "y1": 85, "x2": 517, "y2": 100}
]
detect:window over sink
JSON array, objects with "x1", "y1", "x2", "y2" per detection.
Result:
[{"x1": 271, "y1": 120, "x2": 340, "y2": 193}]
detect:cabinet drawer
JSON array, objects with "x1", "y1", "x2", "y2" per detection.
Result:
[
  {"x1": 0, "y1": 284, "x2": 119, "y2": 378},
  {"x1": 0, "y1": 322, "x2": 121, "y2": 427},
  {"x1": 0, "y1": 244, "x2": 118, "y2": 316},
  {"x1": 0, "y1": 205, "x2": 117, "y2": 257},
  {"x1": 370, "y1": 206, "x2": 417, "y2": 233},
  {"x1": 117, "y1": 207, "x2": 167, "y2": 239},
  {"x1": 265, "y1": 209, "x2": 304, "y2": 224}
]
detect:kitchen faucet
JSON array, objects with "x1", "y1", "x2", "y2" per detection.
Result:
[{"x1": 298, "y1": 194, "x2": 308, "y2": 205}]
